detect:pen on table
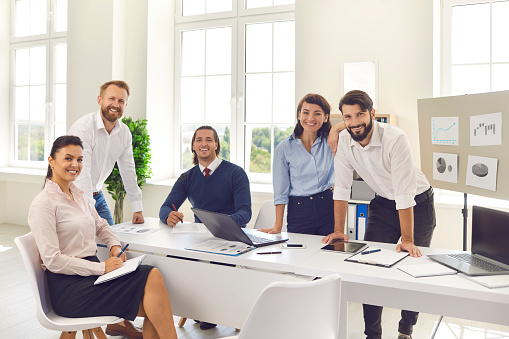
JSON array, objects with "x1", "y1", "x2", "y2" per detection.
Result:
[
  {"x1": 256, "y1": 251, "x2": 282, "y2": 255},
  {"x1": 117, "y1": 243, "x2": 129, "y2": 257},
  {"x1": 171, "y1": 204, "x2": 183, "y2": 223},
  {"x1": 361, "y1": 249, "x2": 381, "y2": 255}
]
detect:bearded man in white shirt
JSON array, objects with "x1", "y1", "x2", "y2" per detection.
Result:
[
  {"x1": 322, "y1": 90, "x2": 436, "y2": 339},
  {"x1": 68, "y1": 80, "x2": 144, "y2": 338}
]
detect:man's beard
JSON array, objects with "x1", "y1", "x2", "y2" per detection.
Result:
[
  {"x1": 346, "y1": 117, "x2": 373, "y2": 142},
  {"x1": 101, "y1": 105, "x2": 123, "y2": 123}
]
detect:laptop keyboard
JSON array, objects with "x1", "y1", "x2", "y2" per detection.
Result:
[
  {"x1": 448, "y1": 253, "x2": 508, "y2": 272},
  {"x1": 246, "y1": 233, "x2": 273, "y2": 244}
]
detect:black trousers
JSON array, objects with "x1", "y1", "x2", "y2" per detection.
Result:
[
  {"x1": 362, "y1": 187, "x2": 436, "y2": 339},
  {"x1": 287, "y1": 188, "x2": 334, "y2": 236}
]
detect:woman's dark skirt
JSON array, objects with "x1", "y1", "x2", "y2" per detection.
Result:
[
  {"x1": 287, "y1": 188, "x2": 334, "y2": 236},
  {"x1": 46, "y1": 255, "x2": 153, "y2": 320}
]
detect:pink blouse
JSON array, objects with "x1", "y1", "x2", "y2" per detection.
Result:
[{"x1": 28, "y1": 179, "x2": 121, "y2": 276}]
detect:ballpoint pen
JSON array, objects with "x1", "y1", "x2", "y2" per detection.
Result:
[
  {"x1": 117, "y1": 243, "x2": 129, "y2": 257},
  {"x1": 256, "y1": 251, "x2": 282, "y2": 255},
  {"x1": 361, "y1": 249, "x2": 381, "y2": 255},
  {"x1": 172, "y1": 204, "x2": 183, "y2": 223}
]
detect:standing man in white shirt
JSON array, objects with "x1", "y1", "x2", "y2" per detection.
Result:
[
  {"x1": 68, "y1": 80, "x2": 144, "y2": 338},
  {"x1": 69, "y1": 80, "x2": 143, "y2": 226},
  {"x1": 322, "y1": 90, "x2": 436, "y2": 339}
]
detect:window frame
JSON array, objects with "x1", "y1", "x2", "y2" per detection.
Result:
[
  {"x1": 173, "y1": 1, "x2": 295, "y2": 182},
  {"x1": 9, "y1": 0, "x2": 67, "y2": 168},
  {"x1": 237, "y1": 11, "x2": 295, "y2": 183},
  {"x1": 441, "y1": 0, "x2": 509, "y2": 96}
]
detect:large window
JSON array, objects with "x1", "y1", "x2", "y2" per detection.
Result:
[
  {"x1": 175, "y1": 0, "x2": 295, "y2": 182},
  {"x1": 10, "y1": 0, "x2": 67, "y2": 167},
  {"x1": 442, "y1": 0, "x2": 509, "y2": 96}
]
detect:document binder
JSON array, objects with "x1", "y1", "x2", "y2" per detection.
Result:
[
  {"x1": 347, "y1": 203, "x2": 357, "y2": 240},
  {"x1": 356, "y1": 204, "x2": 368, "y2": 241}
]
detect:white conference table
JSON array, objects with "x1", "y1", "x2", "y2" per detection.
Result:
[{"x1": 98, "y1": 217, "x2": 509, "y2": 339}]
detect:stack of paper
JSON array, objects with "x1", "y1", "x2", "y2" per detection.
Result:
[
  {"x1": 398, "y1": 263, "x2": 457, "y2": 278},
  {"x1": 459, "y1": 273, "x2": 509, "y2": 289}
]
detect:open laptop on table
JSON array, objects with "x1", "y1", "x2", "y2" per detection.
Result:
[
  {"x1": 191, "y1": 208, "x2": 289, "y2": 247},
  {"x1": 429, "y1": 205, "x2": 509, "y2": 275}
]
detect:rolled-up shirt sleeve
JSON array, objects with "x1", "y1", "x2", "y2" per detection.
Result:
[
  {"x1": 333, "y1": 139, "x2": 354, "y2": 201},
  {"x1": 272, "y1": 144, "x2": 291, "y2": 205},
  {"x1": 118, "y1": 132, "x2": 143, "y2": 212},
  {"x1": 390, "y1": 134, "x2": 417, "y2": 210}
]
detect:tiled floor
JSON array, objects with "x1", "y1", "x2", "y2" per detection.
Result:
[{"x1": 1, "y1": 223, "x2": 508, "y2": 338}]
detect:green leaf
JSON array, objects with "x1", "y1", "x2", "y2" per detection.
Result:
[{"x1": 104, "y1": 116, "x2": 152, "y2": 224}]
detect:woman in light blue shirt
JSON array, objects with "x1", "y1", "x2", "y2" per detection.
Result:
[{"x1": 259, "y1": 93, "x2": 335, "y2": 236}]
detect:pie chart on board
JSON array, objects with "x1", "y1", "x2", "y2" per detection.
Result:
[
  {"x1": 472, "y1": 163, "x2": 489, "y2": 177},
  {"x1": 436, "y1": 158, "x2": 447, "y2": 174}
]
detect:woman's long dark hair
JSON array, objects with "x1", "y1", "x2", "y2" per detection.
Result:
[
  {"x1": 45, "y1": 135, "x2": 83, "y2": 185},
  {"x1": 293, "y1": 93, "x2": 332, "y2": 138}
]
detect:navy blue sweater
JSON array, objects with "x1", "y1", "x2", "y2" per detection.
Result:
[{"x1": 159, "y1": 160, "x2": 252, "y2": 226}]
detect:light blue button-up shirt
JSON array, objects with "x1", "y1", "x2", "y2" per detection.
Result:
[{"x1": 273, "y1": 133, "x2": 334, "y2": 205}]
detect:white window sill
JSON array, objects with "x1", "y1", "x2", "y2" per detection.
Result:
[{"x1": 0, "y1": 167, "x2": 46, "y2": 184}]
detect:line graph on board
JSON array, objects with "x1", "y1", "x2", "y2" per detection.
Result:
[{"x1": 432, "y1": 117, "x2": 459, "y2": 145}]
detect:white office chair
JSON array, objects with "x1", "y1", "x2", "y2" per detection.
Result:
[
  {"x1": 222, "y1": 273, "x2": 342, "y2": 339},
  {"x1": 14, "y1": 232, "x2": 123, "y2": 339},
  {"x1": 253, "y1": 199, "x2": 288, "y2": 232}
]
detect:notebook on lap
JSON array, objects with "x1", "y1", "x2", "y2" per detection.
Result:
[
  {"x1": 428, "y1": 205, "x2": 509, "y2": 276},
  {"x1": 191, "y1": 208, "x2": 289, "y2": 247}
]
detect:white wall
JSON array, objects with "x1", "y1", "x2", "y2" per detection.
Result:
[
  {"x1": 67, "y1": 1, "x2": 116, "y2": 126},
  {"x1": 296, "y1": 0, "x2": 433, "y2": 167},
  {"x1": 0, "y1": 0, "x2": 10, "y2": 167},
  {"x1": 146, "y1": 0, "x2": 175, "y2": 180},
  {"x1": 0, "y1": 181, "x2": 5, "y2": 223}
]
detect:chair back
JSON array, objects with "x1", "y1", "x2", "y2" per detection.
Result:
[
  {"x1": 253, "y1": 200, "x2": 287, "y2": 232},
  {"x1": 14, "y1": 232, "x2": 53, "y2": 325},
  {"x1": 238, "y1": 274, "x2": 341, "y2": 339},
  {"x1": 14, "y1": 232, "x2": 123, "y2": 331}
]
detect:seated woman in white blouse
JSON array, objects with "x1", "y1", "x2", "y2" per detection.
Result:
[{"x1": 28, "y1": 135, "x2": 178, "y2": 339}]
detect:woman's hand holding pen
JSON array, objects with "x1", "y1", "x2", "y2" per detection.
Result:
[
  {"x1": 166, "y1": 211, "x2": 184, "y2": 226},
  {"x1": 104, "y1": 256, "x2": 123, "y2": 273},
  {"x1": 110, "y1": 245, "x2": 127, "y2": 261}
]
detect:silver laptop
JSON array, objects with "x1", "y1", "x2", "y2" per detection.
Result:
[
  {"x1": 429, "y1": 205, "x2": 509, "y2": 275},
  {"x1": 191, "y1": 208, "x2": 289, "y2": 247}
]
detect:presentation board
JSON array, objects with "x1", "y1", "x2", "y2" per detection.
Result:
[{"x1": 417, "y1": 90, "x2": 509, "y2": 200}]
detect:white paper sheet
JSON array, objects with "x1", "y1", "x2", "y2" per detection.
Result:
[
  {"x1": 433, "y1": 152, "x2": 458, "y2": 183},
  {"x1": 431, "y1": 117, "x2": 459, "y2": 145},
  {"x1": 94, "y1": 255, "x2": 146, "y2": 285},
  {"x1": 171, "y1": 222, "x2": 207, "y2": 234},
  {"x1": 185, "y1": 239, "x2": 254, "y2": 256},
  {"x1": 110, "y1": 224, "x2": 158, "y2": 235},
  {"x1": 465, "y1": 155, "x2": 498, "y2": 191},
  {"x1": 470, "y1": 112, "x2": 502, "y2": 146}
]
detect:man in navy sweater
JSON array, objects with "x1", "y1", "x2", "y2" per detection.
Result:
[
  {"x1": 159, "y1": 126, "x2": 252, "y2": 329},
  {"x1": 160, "y1": 125, "x2": 251, "y2": 227}
]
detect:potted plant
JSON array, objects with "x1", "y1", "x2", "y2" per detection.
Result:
[{"x1": 104, "y1": 117, "x2": 152, "y2": 224}]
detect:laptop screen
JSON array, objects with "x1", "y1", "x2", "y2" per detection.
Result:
[{"x1": 472, "y1": 205, "x2": 509, "y2": 266}]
